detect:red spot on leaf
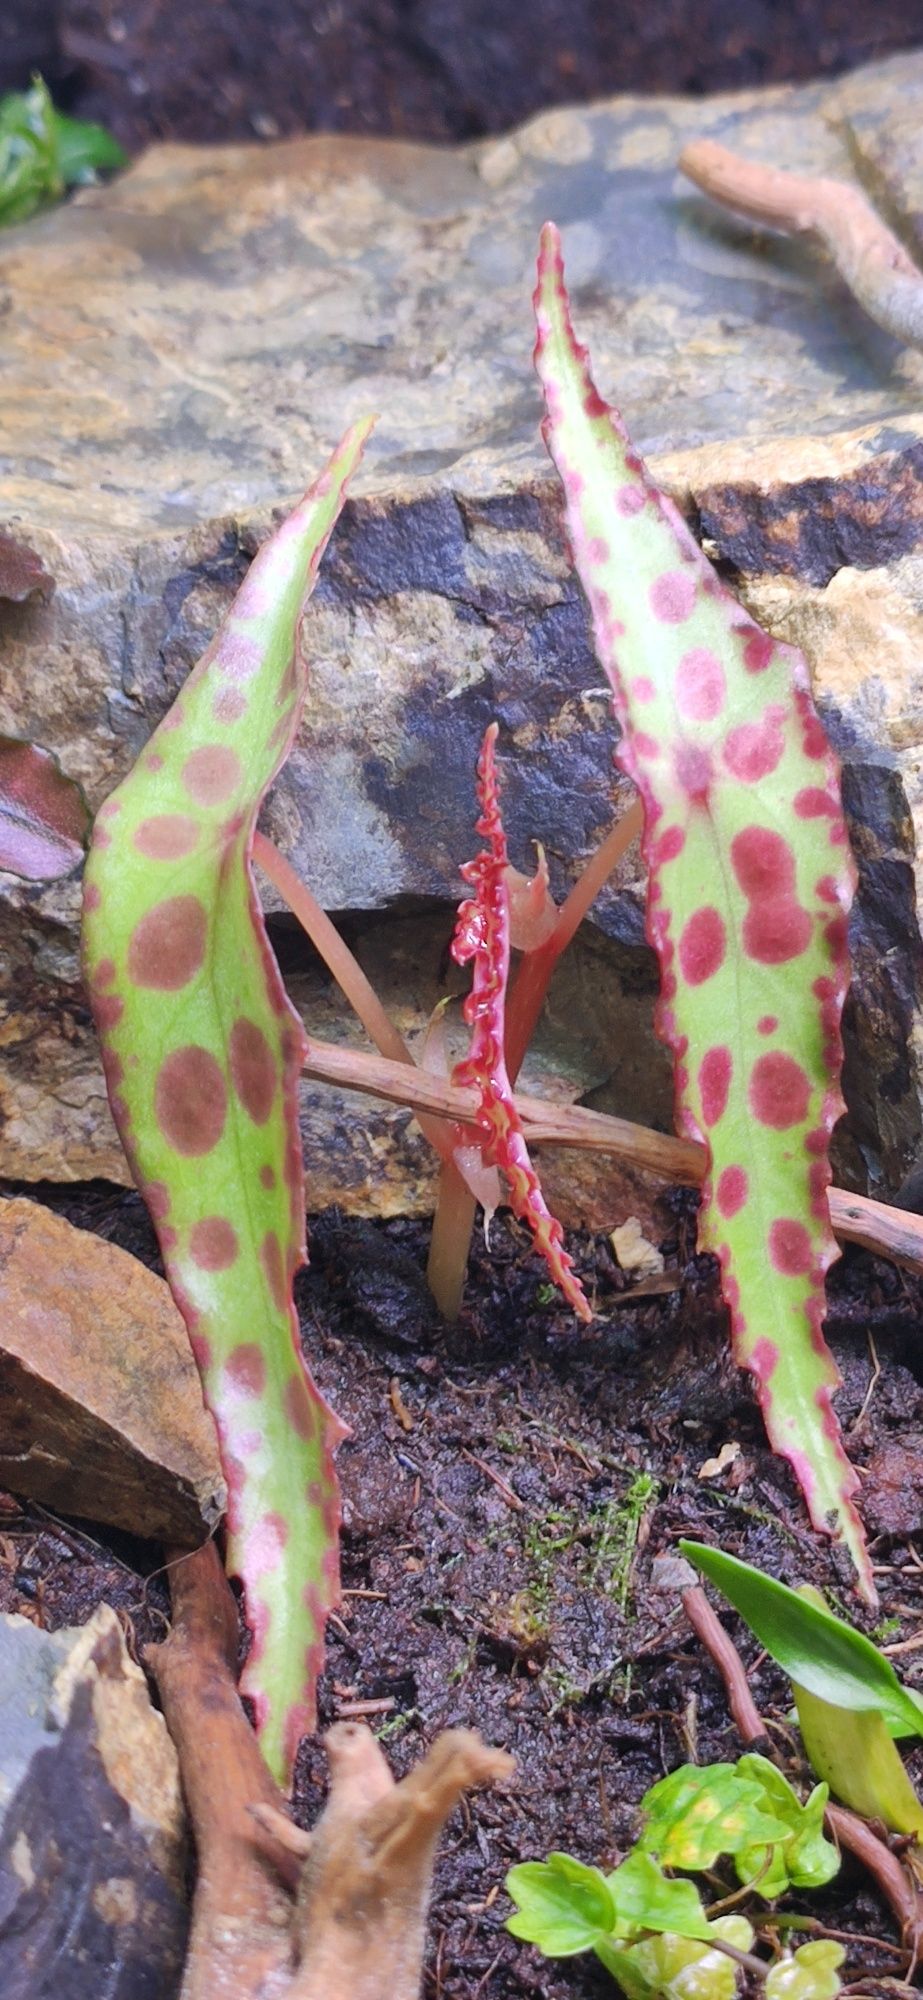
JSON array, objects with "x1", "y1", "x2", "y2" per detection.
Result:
[
  {"x1": 757, "y1": 1015, "x2": 778, "y2": 1035},
  {"x1": 632, "y1": 676, "x2": 655, "y2": 702},
  {"x1": 83, "y1": 881, "x2": 101, "y2": 912},
  {"x1": 769, "y1": 1218, "x2": 813, "y2": 1274},
  {"x1": 716, "y1": 1165, "x2": 748, "y2": 1216},
  {"x1": 155, "y1": 1045, "x2": 227, "y2": 1155},
  {"x1": 795, "y1": 787, "x2": 837, "y2": 818},
  {"x1": 749, "y1": 1052, "x2": 811, "y2": 1129},
  {"x1": 675, "y1": 743, "x2": 711, "y2": 798},
  {"x1": 261, "y1": 1230, "x2": 287, "y2": 1310},
  {"x1": 260, "y1": 1163, "x2": 276, "y2": 1189},
  {"x1": 190, "y1": 1216, "x2": 239, "y2": 1270},
  {"x1": 225, "y1": 1343, "x2": 266, "y2": 1394},
  {"x1": 93, "y1": 992, "x2": 124, "y2": 1031},
  {"x1": 230, "y1": 1018, "x2": 277, "y2": 1124},
  {"x1": 616, "y1": 485, "x2": 645, "y2": 516},
  {"x1": 94, "y1": 957, "x2": 116, "y2": 987},
  {"x1": 182, "y1": 744, "x2": 242, "y2": 806},
  {"x1": 128, "y1": 895, "x2": 207, "y2": 989},
  {"x1": 653, "y1": 825, "x2": 685, "y2": 865},
  {"x1": 134, "y1": 813, "x2": 200, "y2": 860},
  {"x1": 676, "y1": 648, "x2": 726, "y2": 721},
  {"x1": 750, "y1": 1337, "x2": 780, "y2": 1383},
  {"x1": 816, "y1": 875, "x2": 839, "y2": 904},
  {"x1": 214, "y1": 686, "x2": 248, "y2": 724},
  {"x1": 743, "y1": 631, "x2": 774, "y2": 673},
  {"x1": 699, "y1": 1045, "x2": 732, "y2": 1126},
  {"x1": 284, "y1": 1373, "x2": 317, "y2": 1440},
  {"x1": 744, "y1": 900, "x2": 812, "y2": 964},
  {"x1": 724, "y1": 711, "x2": 784, "y2": 782},
  {"x1": 678, "y1": 906, "x2": 725, "y2": 985},
  {"x1": 650, "y1": 570, "x2": 695, "y2": 623}
]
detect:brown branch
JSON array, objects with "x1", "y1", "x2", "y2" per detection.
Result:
[
  {"x1": 146, "y1": 1542, "x2": 295, "y2": 2000},
  {"x1": 679, "y1": 138, "x2": 923, "y2": 350},
  {"x1": 302, "y1": 1032, "x2": 923, "y2": 1273},
  {"x1": 288, "y1": 1722, "x2": 513, "y2": 2000},
  {"x1": 825, "y1": 1805, "x2": 923, "y2": 1962},
  {"x1": 681, "y1": 1585, "x2": 923, "y2": 1964},
  {"x1": 148, "y1": 1544, "x2": 513, "y2": 2000},
  {"x1": 681, "y1": 1586, "x2": 768, "y2": 1748}
]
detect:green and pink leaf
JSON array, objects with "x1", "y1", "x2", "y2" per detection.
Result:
[
  {"x1": 82, "y1": 420, "x2": 373, "y2": 1781},
  {"x1": 533, "y1": 224, "x2": 869, "y2": 1593}
]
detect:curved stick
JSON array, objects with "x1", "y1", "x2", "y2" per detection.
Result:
[{"x1": 680, "y1": 138, "x2": 923, "y2": 349}]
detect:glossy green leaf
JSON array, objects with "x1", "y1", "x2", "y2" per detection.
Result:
[
  {"x1": 83, "y1": 420, "x2": 372, "y2": 1785},
  {"x1": 793, "y1": 1685, "x2": 923, "y2": 1834},
  {"x1": 640, "y1": 1762, "x2": 787, "y2": 1871},
  {"x1": 765, "y1": 1942, "x2": 844, "y2": 2000},
  {"x1": 604, "y1": 1850, "x2": 713, "y2": 1942},
  {"x1": 0, "y1": 76, "x2": 125, "y2": 227},
  {"x1": 595, "y1": 1917, "x2": 755, "y2": 2000},
  {"x1": 505, "y1": 1852, "x2": 616, "y2": 1954},
  {"x1": 682, "y1": 1542, "x2": 923, "y2": 1738},
  {"x1": 733, "y1": 1756, "x2": 837, "y2": 1896}
]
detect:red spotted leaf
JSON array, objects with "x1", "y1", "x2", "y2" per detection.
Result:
[
  {"x1": 0, "y1": 733, "x2": 90, "y2": 879},
  {"x1": 452, "y1": 723, "x2": 592, "y2": 1321},
  {"x1": 534, "y1": 224, "x2": 870, "y2": 1593},
  {"x1": 83, "y1": 421, "x2": 373, "y2": 1783}
]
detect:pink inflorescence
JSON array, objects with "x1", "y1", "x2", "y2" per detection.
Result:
[{"x1": 451, "y1": 725, "x2": 591, "y2": 1322}]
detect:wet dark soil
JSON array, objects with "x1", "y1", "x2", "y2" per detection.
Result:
[
  {"x1": 6, "y1": 1, "x2": 923, "y2": 152},
  {"x1": 4, "y1": 1179, "x2": 923, "y2": 1995}
]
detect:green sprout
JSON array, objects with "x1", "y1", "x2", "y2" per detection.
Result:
[{"x1": 0, "y1": 76, "x2": 126, "y2": 227}]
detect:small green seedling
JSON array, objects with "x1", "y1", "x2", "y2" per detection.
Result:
[
  {"x1": 507, "y1": 1836, "x2": 844, "y2": 1998},
  {"x1": 506, "y1": 1752, "x2": 842, "y2": 1995},
  {"x1": 683, "y1": 1541, "x2": 923, "y2": 1834},
  {"x1": 640, "y1": 1755, "x2": 837, "y2": 1897},
  {"x1": 0, "y1": 76, "x2": 126, "y2": 226}
]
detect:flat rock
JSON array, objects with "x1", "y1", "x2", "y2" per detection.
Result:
[
  {"x1": 0, "y1": 1197, "x2": 225, "y2": 1542},
  {"x1": 2, "y1": 53, "x2": 923, "y2": 1205},
  {"x1": 0, "y1": 1605, "x2": 187, "y2": 1999}
]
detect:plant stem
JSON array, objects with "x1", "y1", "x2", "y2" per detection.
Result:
[
  {"x1": 253, "y1": 832, "x2": 471, "y2": 1173},
  {"x1": 253, "y1": 832, "x2": 410, "y2": 1067},
  {"x1": 505, "y1": 798, "x2": 643, "y2": 1080},
  {"x1": 681, "y1": 1586, "x2": 769, "y2": 1747},
  {"x1": 427, "y1": 1155, "x2": 477, "y2": 1319}
]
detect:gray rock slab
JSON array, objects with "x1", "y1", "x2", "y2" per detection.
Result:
[{"x1": 2, "y1": 54, "x2": 922, "y2": 1201}]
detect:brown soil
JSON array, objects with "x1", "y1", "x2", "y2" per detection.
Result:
[
  {"x1": 4, "y1": 1178, "x2": 923, "y2": 1995},
  {"x1": 5, "y1": 1, "x2": 923, "y2": 151}
]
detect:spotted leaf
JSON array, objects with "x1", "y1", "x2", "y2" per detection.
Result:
[
  {"x1": 82, "y1": 420, "x2": 372, "y2": 1784},
  {"x1": 452, "y1": 723, "x2": 591, "y2": 1319},
  {"x1": 534, "y1": 223, "x2": 870, "y2": 1594}
]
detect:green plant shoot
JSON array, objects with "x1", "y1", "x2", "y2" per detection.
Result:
[
  {"x1": 534, "y1": 222, "x2": 869, "y2": 1596},
  {"x1": 683, "y1": 1541, "x2": 923, "y2": 1835},
  {"x1": 83, "y1": 420, "x2": 372, "y2": 1785},
  {"x1": 0, "y1": 76, "x2": 126, "y2": 226}
]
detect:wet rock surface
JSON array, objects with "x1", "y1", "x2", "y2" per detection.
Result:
[
  {"x1": 0, "y1": 1604, "x2": 187, "y2": 2000},
  {"x1": 2, "y1": 56, "x2": 923, "y2": 1200},
  {"x1": 0, "y1": 1196, "x2": 225, "y2": 1541}
]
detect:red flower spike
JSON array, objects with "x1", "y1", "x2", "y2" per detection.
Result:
[{"x1": 451, "y1": 723, "x2": 592, "y2": 1322}]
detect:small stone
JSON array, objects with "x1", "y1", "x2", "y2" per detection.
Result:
[
  {"x1": 648, "y1": 1553, "x2": 697, "y2": 1596},
  {"x1": 0, "y1": 1197, "x2": 225, "y2": 1543},
  {"x1": 0, "y1": 1606, "x2": 187, "y2": 1997}
]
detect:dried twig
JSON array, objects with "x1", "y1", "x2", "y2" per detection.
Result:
[
  {"x1": 681, "y1": 1585, "x2": 768, "y2": 1748},
  {"x1": 301, "y1": 1032, "x2": 923, "y2": 1274},
  {"x1": 679, "y1": 138, "x2": 923, "y2": 349}
]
